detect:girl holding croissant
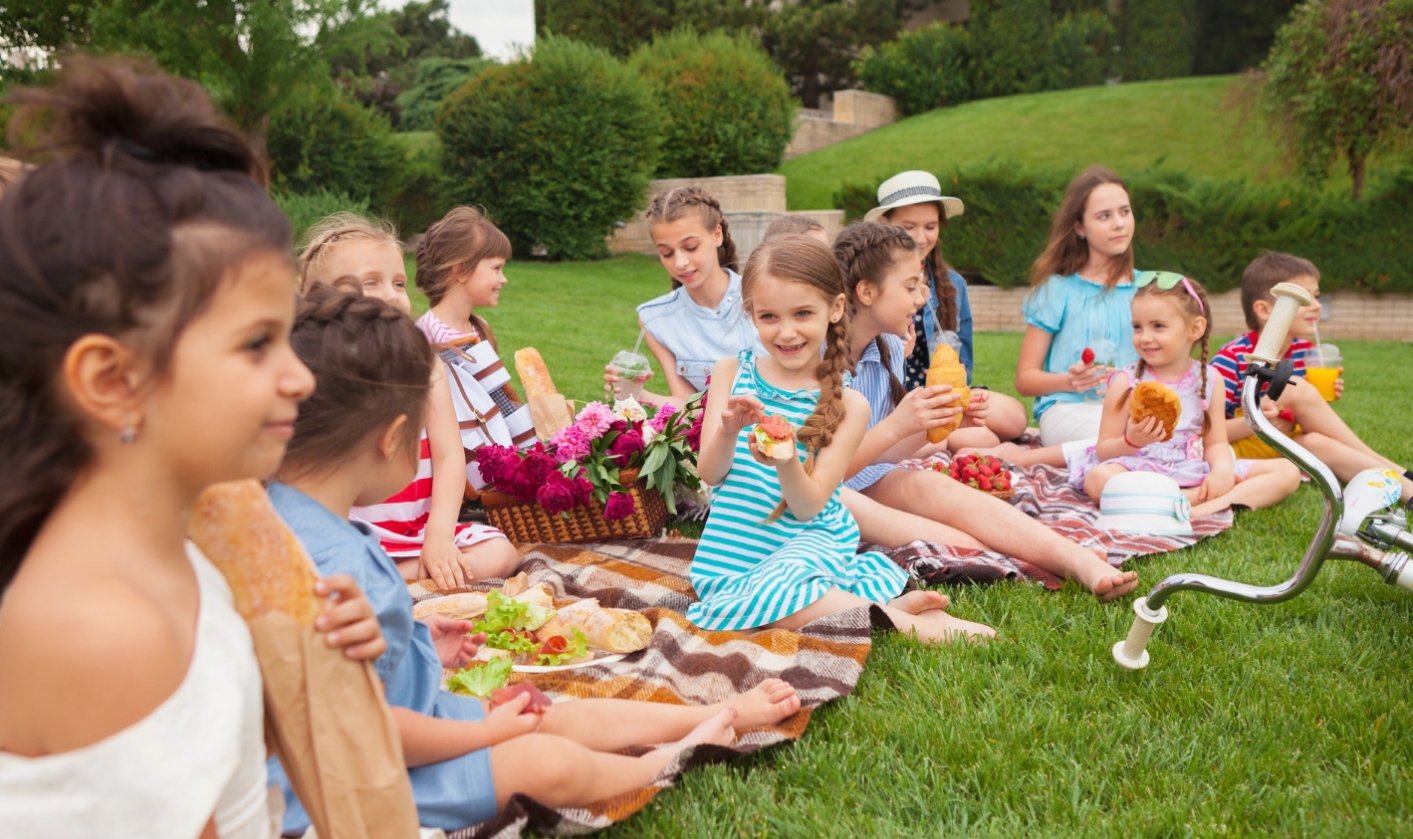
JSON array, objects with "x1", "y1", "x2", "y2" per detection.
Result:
[
  {"x1": 299, "y1": 212, "x2": 519, "y2": 588},
  {"x1": 269, "y1": 284, "x2": 802, "y2": 833},
  {"x1": 1078, "y1": 274, "x2": 1301, "y2": 518},
  {"x1": 692, "y1": 235, "x2": 993, "y2": 642},
  {"x1": 0, "y1": 59, "x2": 388, "y2": 839},
  {"x1": 835, "y1": 222, "x2": 1141, "y2": 602}
]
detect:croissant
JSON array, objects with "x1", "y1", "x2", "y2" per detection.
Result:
[
  {"x1": 925, "y1": 345, "x2": 970, "y2": 444},
  {"x1": 1129, "y1": 380, "x2": 1181, "y2": 442}
]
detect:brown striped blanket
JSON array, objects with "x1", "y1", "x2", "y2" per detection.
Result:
[{"x1": 412, "y1": 540, "x2": 879, "y2": 839}]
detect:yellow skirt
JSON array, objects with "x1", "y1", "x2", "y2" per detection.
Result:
[{"x1": 1230, "y1": 407, "x2": 1302, "y2": 460}]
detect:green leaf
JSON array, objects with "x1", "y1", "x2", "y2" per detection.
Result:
[{"x1": 445, "y1": 656, "x2": 513, "y2": 697}]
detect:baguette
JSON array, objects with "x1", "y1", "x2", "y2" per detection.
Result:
[
  {"x1": 412, "y1": 592, "x2": 489, "y2": 622},
  {"x1": 925, "y1": 345, "x2": 970, "y2": 445},
  {"x1": 541, "y1": 599, "x2": 652, "y2": 654},
  {"x1": 514, "y1": 347, "x2": 557, "y2": 398}
]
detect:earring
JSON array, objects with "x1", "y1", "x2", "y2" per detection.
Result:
[{"x1": 119, "y1": 426, "x2": 139, "y2": 444}]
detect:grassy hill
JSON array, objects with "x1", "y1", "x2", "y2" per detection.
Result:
[{"x1": 779, "y1": 76, "x2": 1396, "y2": 211}]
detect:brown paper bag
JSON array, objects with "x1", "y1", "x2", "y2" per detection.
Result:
[{"x1": 528, "y1": 392, "x2": 574, "y2": 440}]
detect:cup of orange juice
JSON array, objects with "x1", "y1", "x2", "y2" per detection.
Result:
[{"x1": 1306, "y1": 344, "x2": 1342, "y2": 401}]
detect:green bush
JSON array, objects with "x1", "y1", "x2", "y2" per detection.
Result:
[
  {"x1": 267, "y1": 84, "x2": 401, "y2": 202},
  {"x1": 381, "y1": 132, "x2": 451, "y2": 236},
  {"x1": 437, "y1": 36, "x2": 660, "y2": 260},
  {"x1": 834, "y1": 164, "x2": 1413, "y2": 292},
  {"x1": 1120, "y1": 0, "x2": 1197, "y2": 80},
  {"x1": 855, "y1": 23, "x2": 971, "y2": 117},
  {"x1": 1048, "y1": 10, "x2": 1117, "y2": 90},
  {"x1": 395, "y1": 56, "x2": 494, "y2": 131},
  {"x1": 967, "y1": 0, "x2": 1053, "y2": 98},
  {"x1": 628, "y1": 28, "x2": 794, "y2": 178},
  {"x1": 273, "y1": 190, "x2": 373, "y2": 242}
]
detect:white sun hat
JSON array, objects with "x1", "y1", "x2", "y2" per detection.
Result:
[
  {"x1": 863, "y1": 170, "x2": 964, "y2": 223},
  {"x1": 1095, "y1": 471, "x2": 1193, "y2": 536}
]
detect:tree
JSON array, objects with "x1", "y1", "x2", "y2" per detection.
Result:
[
  {"x1": 533, "y1": 0, "x2": 758, "y2": 57},
  {"x1": 394, "y1": 0, "x2": 481, "y2": 62},
  {"x1": 394, "y1": 56, "x2": 492, "y2": 131},
  {"x1": 761, "y1": 0, "x2": 920, "y2": 108},
  {"x1": 1260, "y1": 0, "x2": 1413, "y2": 199}
]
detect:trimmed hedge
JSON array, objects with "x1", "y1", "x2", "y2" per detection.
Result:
[
  {"x1": 834, "y1": 164, "x2": 1413, "y2": 292},
  {"x1": 855, "y1": 23, "x2": 970, "y2": 117},
  {"x1": 274, "y1": 190, "x2": 373, "y2": 242},
  {"x1": 437, "y1": 36, "x2": 661, "y2": 260},
  {"x1": 628, "y1": 28, "x2": 794, "y2": 178},
  {"x1": 968, "y1": 0, "x2": 1053, "y2": 98},
  {"x1": 267, "y1": 84, "x2": 400, "y2": 201}
]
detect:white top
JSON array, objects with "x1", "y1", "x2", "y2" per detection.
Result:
[{"x1": 0, "y1": 543, "x2": 273, "y2": 839}]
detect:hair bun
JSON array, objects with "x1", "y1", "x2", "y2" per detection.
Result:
[{"x1": 7, "y1": 54, "x2": 255, "y2": 177}]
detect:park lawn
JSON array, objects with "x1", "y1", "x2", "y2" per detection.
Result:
[
  {"x1": 415, "y1": 255, "x2": 1413, "y2": 837},
  {"x1": 778, "y1": 75, "x2": 1398, "y2": 212}
]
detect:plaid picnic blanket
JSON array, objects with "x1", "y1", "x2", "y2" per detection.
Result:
[{"x1": 413, "y1": 540, "x2": 880, "y2": 839}]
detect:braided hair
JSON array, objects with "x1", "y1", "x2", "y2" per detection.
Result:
[
  {"x1": 283, "y1": 283, "x2": 434, "y2": 472},
  {"x1": 1120, "y1": 275, "x2": 1214, "y2": 434},
  {"x1": 298, "y1": 212, "x2": 402, "y2": 293},
  {"x1": 741, "y1": 235, "x2": 851, "y2": 522},
  {"x1": 645, "y1": 186, "x2": 739, "y2": 283},
  {"x1": 833, "y1": 221, "x2": 920, "y2": 411}
]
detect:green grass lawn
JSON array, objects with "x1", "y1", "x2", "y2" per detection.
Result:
[
  {"x1": 778, "y1": 76, "x2": 1399, "y2": 212},
  {"x1": 416, "y1": 256, "x2": 1413, "y2": 837}
]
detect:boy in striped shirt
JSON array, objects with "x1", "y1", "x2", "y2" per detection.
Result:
[{"x1": 1216, "y1": 252, "x2": 1412, "y2": 505}]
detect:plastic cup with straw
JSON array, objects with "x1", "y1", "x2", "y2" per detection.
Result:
[
  {"x1": 1306, "y1": 323, "x2": 1342, "y2": 402},
  {"x1": 607, "y1": 330, "x2": 652, "y2": 400}
]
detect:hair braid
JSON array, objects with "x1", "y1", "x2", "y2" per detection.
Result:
[
  {"x1": 873, "y1": 336, "x2": 907, "y2": 409},
  {"x1": 645, "y1": 187, "x2": 738, "y2": 283},
  {"x1": 1197, "y1": 328, "x2": 1212, "y2": 435},
  {"x1": 832, "y1": 221, "x2": 921, "y2": 408}
]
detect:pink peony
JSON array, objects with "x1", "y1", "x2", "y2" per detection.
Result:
[
  {"x1": 685, "y1": 412, "x2": 704, "y2": 453},
  {"x1": 521, "y1": 443, "x2": 558, "y2": 485},
  {"x1": 550, "y1": 425, "x2": 591, "y2": 463},
  {"x1": 571, "y1": 476, "x2": 594, "y2": 505},
  {"x1": 606, "y1": 429, "x2": 644, "y2": 463},
  {"x1": 603, "y1": 491, "x2": 636, "y2": 521},
  {"x1": 536, "y1": 471, "x2": 581, "y2": 515},
  {"x1": 648, "y1": 404, "x2": 678, "y2": 433},
  {"x1": 575, "y1": 402, "x2": 614, "y2": 439},
  {"x1": 471, "y1": 444, "x2": 519, "y2": 490}
]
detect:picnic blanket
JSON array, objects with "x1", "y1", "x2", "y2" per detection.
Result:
[{"x1": 412, "y1": 540, "x2": 882, "y2": 839}]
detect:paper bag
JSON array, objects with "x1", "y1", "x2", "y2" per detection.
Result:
[{"x1": 528, "y1": 392, "x2": 574, "y2": 440}]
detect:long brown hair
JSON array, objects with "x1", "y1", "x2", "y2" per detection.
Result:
[
  {"x1": 284, "y1": 283, "x2": 433, "y2": 473},
  {"x1": 1030, "y1": 165, "x2": 1135, "y2": 289},
  {"x1": 883, "y1": 203, "x2": 957, "y2": 333},
  {"x1": 1120, "y1": 275, "x2": 1214, "y2": 434},
  {"x1": 415, "y1": 205, "x2": 511, "y2": 347},
  {"x1": 298, "y1": 212, "x2": 402, "y2": 293},
  {"x1": 0, "y1": 56, "x2": 288, "y2": 588},
  {"x1": 833, "y1": 221, "x2": 918, "y2": 410},
  {"x1": 741, "y1": 235, "x2": 851, "y2": 521},
  {"x1": 645, "y1": 186, "x2": 739, "y2": 285}
]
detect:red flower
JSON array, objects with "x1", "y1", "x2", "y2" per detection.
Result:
[
  {"x1": 685, "y1": 413, "x2": 704, "y2": 452},
  {"x1": 521, "y1": 443, "x2": 558, "y2": 485},
  {"x1": 536, "y1": 471, "x2": 581, "y2": 515},
  {"x1": 470, "y1": 444, "x2": 519, "y2": 491},
  {"x1": 606, "y1": 429, "x2": 644, "y2": 463},
  {"x1": 603, "y1": 492, "x2": 636, "y2": 520},
  {"x1": 571, "y1": 476, "x2": 593, "y2": 505}
]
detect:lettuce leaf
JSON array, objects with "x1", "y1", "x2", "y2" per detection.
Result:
[
  {"x1": 535, "y1": 628, "x2": 589, "y2": 666},
  {"x1": 484, "y1": 630, "x2": 538, "y2": 655},
  {"x1": 445, "y1": 657, "x2": 513, "y2": 697},
  {"x1": 473, "y1": 591, "x2": 556, "y2": 635}
]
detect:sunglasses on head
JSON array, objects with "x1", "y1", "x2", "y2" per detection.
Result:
[{"x1": 1136, "y1": 271, "x2": 1205, "y2": 314}]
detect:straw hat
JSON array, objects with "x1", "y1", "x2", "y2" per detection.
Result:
[
  {"x1": 863, "y1": 170, "x2": 964, "y2": 223},
  {"x1": 1095, "y1": 472, "x2": 1193, "y2": 536}
]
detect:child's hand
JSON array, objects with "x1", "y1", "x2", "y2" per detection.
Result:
[
  {"x1": 603, "y1": 364, "x2": 654, "y2": 400},
  {"x1": 420, "y1": 540, "x2": 472, "y2": 590},
  {"x1": 745, "y1": 428, "x2": 795, "y2": 468},
  {"x1": 483, "y1": 692, "x2": 544, "y2": 743},
  {"x1": 891, "y1": 385, "x2": 963, "y2": 437},
  {"x1": 1334, "y1": 377, "x2": 1344, "y2": 400},
  {"x1": 1200, "y1": 467, "x2": 1235, "y2": 501},
  {"x1": 901, "y1": 321, "x2": 918, "y2": 358},
  {"x1": 425, "y1": 618, "x2": 486, "y2": 669},
  {"x1": 314, "y1": 575, "x2": 387, "y2": 662},
  {"x1": 961, "y1": 389, "x2": 990, "y2": 428},
  {"x1": 720, "y1": 394, "x2": 765, "y2": 437},
  {"x1": 1067, "y1": 360, "x2": 1107, "y2": 395},
  {"x1": 1259, "y1": 398, "x2": 1296, "y2": 434},
  {"x1": 1123, "y1": 416, "x2": 1166, "y2": 449}
]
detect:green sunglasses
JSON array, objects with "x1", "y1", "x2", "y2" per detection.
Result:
[{"x1": 1136, "y1": 270, "x2": 1205, "y2": 313}]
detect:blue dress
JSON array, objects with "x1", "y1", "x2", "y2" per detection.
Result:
[
  {"x1": 266, "y1": 483, "x2": 498, "y2": 833},
  {"x1": 1022, "y1": 271, "x2": 1139, "y2": 422},
  {"x1": 688, "y1": 351, "x2": 909, "y2": 631}
]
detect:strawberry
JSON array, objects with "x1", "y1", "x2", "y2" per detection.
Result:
[
  {"x1": 963, "y1": 466, "x2": 980, "y2": 480},
  {"x1": 1278, "y1": 407, "x2": 1296, "y2": 424},
  {"x1": 1081, "y1": 347, "x2": 1096, "y2": 365},
  {"x1": 968, "y1": 477, "x2": 981, "y2": 489},
  {"x1": 979, "y1": 476, "x2": 993, "y2": 491}
]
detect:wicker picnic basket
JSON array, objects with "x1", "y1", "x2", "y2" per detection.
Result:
[{"x1": 479, "y1": 469, "x2": 670, "y2": 544}]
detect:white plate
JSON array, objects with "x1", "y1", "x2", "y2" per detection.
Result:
[{"x1": 512, "y1": 653, "x2": 627, "y2": 674}]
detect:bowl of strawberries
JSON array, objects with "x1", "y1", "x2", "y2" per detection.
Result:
[{"x1": 933, "y1": 453, "x2": 1014, "y2": 499}]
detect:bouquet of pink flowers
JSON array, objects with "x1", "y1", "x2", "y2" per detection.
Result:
[{"x1": 472, "y1": 396, "x2": 702, "y2": 521}]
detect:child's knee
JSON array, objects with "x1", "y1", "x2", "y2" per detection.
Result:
[{"x1": 467, "y1": 536, "x2": 521, "y2": 577}]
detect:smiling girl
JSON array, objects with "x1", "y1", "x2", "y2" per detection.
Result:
[{"x1": 691, "y1": 235, "x2": 993, "y2": 642}]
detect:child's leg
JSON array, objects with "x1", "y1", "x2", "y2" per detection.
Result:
[
  {"x1": 978, "y1": 391, "x2": 1031, "y2": 443},
  {"x1": 534, "y1": 680, "x2": 801, "y2": 751},
  {"x1": 458, "y1": 536, "x2": 521, "y2": 581},
  {"x1": 1190, "y1": 460, "x2": 1303, "y2": 518},
  {"x1": 1280, "y1": 379, "x2": 1399, "y2": 463},
  {"x1": 945, "y1": 425, "x2": 1001, "y2": 452},
  {"x1": 1298, "y1": 432, "x2": 1413, "y2": 502},
  {"x1": 767, "y1": 587, "x2": 995, "y2": 642},
  {"x1": 842, "y1": 488, "x2": 986, "y2": 550},
  {"x1": 1083, "y1": 463, "x2": 1128, "y2": 505},
  {"x1": 957, "y1": 441, "x2": 1067, "y2": 468},
  {"x1": 489, "y1": 711, "x2": 736, "y2": 809},
  {"x1": 866, "y1": 469, "x2": 1138, "y2": 601}
]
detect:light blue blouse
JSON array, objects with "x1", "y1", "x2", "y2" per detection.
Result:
[
  {"x1": 636, "y1": 268, "x2": 763, "y2": 391},
  {"x1": 1022, "y1": 272, "x2": 1139, "y2": 421}
]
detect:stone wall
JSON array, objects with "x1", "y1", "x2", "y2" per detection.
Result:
[
  {"x1": 967, "y1": 285, "x2": 1413, "y2": 341},
  {"x1": 784, "y1": 91, "x2": 898, "y2": 160}
]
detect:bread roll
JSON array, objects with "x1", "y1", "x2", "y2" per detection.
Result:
[
  {"x1": 190, "y1": 480, "x2": 322, "y2": 626},
  {"x1": 542, "y1": 599, "x2": 652, "y2": 654},
  {"x1": 1129, "y1": 380, "x2": 1181, "y2": 443},
  {"x1": 514, "y1": 348, "x2": 557, "y2": 397},
  {"x1": 925, "y1": 345, "x2": 970, "y2": 445},
  {"x1": 412, "y1": 592, "x2": 489, "y2": 622}
]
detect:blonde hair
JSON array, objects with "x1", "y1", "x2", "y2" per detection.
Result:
[
  {"x1": 415, "y1": 205, "x2": 511, "y2": 347},
  {"x1": 764, "y1": 213, "x2": 825, "y2": 241},
  {"x1": 1121, "y1": 275, "x2": 1214, "y2": 435},
  {"x1": 645, "y1": 186, "x2": 739, "y2": 284},
  {"x1": 298, "y1": 212, "x2": 401, "y2": 293},
  {"x1": 741, "y1": 234, "x2": 851, "y2": 521}
]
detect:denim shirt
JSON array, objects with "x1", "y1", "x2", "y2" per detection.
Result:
[
  {"x1": 921, "y1": 268, "x2": 973, "y2": 378},
  {"x1": 636, "y1": 268, "x2": 763, "y2": 392}
]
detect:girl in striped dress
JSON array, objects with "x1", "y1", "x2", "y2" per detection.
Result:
[
  {"x1": 690, "y1": 235, "x2": 993, "y2": 642},
  {"x1": 299, "y1": 213, "x2": 518, "y2": 589}
]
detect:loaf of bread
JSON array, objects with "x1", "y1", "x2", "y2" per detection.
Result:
[
  {"x1": 1129, "y1": 380, "x2": 1181, "y2": 442},
  {"x1": 412, "y1": 592, "x2": 490, "y2": 622},
  {"x1": 541, "y1": 598, "x2": 652, "y2": 654},
  {"x1": 190, "y1": 480, "x2": 322, "y2": 626},
  {"x1": 514, "y1": 348, "x2": 557, "y2": 398},
  {"x1": 925, "y1": 345, "x2": 970, "y2": 444}
]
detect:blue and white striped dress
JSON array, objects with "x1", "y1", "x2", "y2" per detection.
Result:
[{"x1": 688, "y1": 351, "x2": 909, "y2": 631}]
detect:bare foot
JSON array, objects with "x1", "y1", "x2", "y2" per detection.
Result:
[
  {"x1": 1073, "y1": 549, "x2": 1138, "y2": 602},
  {"x1": 891, "y1": 607, "x2": 996, "y2": 644},
  {"x1": 722, "y1": 678, "x2": 802, "y2": 728},
  {"x1": 647, "y1": 708, "x2": 737, "y2": 759},
  {"x1": 888, "y1": 590, "x2": 951, "y2": 614}
]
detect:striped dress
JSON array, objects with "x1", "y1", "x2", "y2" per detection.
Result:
[{"x1": 688, "y1": 351, "x2": 909, "y2": 631}]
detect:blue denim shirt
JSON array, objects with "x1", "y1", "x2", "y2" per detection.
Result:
[{"x1": 905, "y1": 267, "x2": 974, "y2": 391}]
